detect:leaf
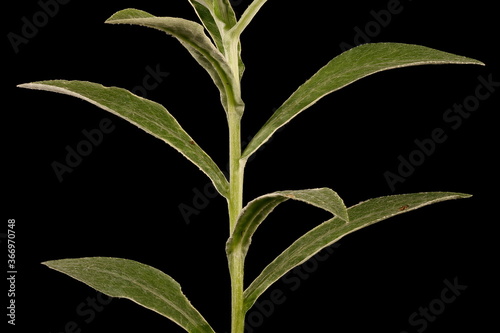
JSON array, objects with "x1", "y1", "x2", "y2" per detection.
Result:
[
  {"x1": 188, "y1": 0, "x2": 238, "y2": 47},
  {"x1": 43, "y1": 257, "x2": 215, "y2": 333},
  {"x1": 18, "y1": 80, "x2": 229, "y2": 198},
  {"x1": 106, "y1": 8, "x2": 244, "y2": 117},
  {"x1": 241, "y1": 43, "x2": 485, "y2": 161},
  {"x1": 187, "y1": 0, "x2": 245, "y2": 79},
  {"x1": 226, "y1": 188, "x2": 348, "y2": 258},
  {"x1": 212, "y1": 0, "x2": 238, "y2": 28},
  {"x1": 243, "y1": 192, "x2": 471, "y2": 312}
]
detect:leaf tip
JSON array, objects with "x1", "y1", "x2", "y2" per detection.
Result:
[
  {"x1": 340, "y1": 211, "x2": 350, "y2": 223},
  {"x1": 465, "y1": 58, "x2": 486, "y2": 67},
  {"x1": 105, "y1": 8, "x2": 154, "y2": 24},
  {"x1": 17, "y1": 83, "x2": 32, "y2": 89},
  {"x1": 455, "y1": 192, "x2": 473, "y2": 199},
  {"x1": 41, "y1": 260, "x2": 57, "y2": 270}
]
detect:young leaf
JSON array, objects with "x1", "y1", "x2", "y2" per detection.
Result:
[
  {"x1": 188, "y1": 0, "x2": 226, "y2": 51},
  {"x1": 43, "y1": 257, "x2": 215, "y2": 333},
  {"x1": 18, "y1": 80, "x2": 229, "y2": 198},
  {"x1": 212, "y1": 0, "x2": 238, "y2": 28},
  {"x1": 188, "y1": 0, "x2": 238, "y2": 45},
  {"x1": 187, "y1": 1, "x2": 245, "y2": 79},
  {"x1": 226, "y1": 188, "x2": 349, "y2": 258},
  {"x1": 243, "y1": 192, "x2": 471, "y2": 312},
  {"x1": 106, "y1": 8, "x2": 244, "y2": 117},
  {"x1": 241, "y1": 43, "x2": 485, "y2": 161}
]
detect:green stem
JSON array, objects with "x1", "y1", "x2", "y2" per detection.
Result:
[
  {"x1": 228, "y1": 112, "x2": 243, "y2": 233},
  {"x1": 229, "y1": 250, "x2": 245, "y2": 333},
  {"x1": 224, "y1": 33, "x2": 244, "y2": 232},
  {"x1": 224, "y1": 32, "x2": 246, "y2": 333},
  {"x1": 230, "y1": 0, "x2": 268, "y2": 39},
  {"x1": 228, "y1": 105, "x2": 245, "y2": 333}
]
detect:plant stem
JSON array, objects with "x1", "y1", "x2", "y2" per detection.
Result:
[
  {"x1": 225, "y1": 33, "x2": 244, "y2": 232},
  {"x1": 228, "y1": 113, "x2": 243, "y2": 233},
  {"x1": 225, "y1": 31, "x2": 245, "y2": 332},
  {"x1": 231, "y1": 0, "x2": 268, "y2": 39},
  {"x1": 228, "y1": 106, "x2": 245, "y2": 333},
  {"x1": 229, "y1": 250, "x2": 245, "y2": 333}
]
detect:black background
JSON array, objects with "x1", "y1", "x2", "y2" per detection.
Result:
[{"x1": 4, "y1": 0, "x2": 499, "y2": 332}]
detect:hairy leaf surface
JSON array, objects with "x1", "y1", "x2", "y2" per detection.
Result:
[
  {"x1": 18, "y1": 80, "x2": 229, "y2": 197},
  {"x1": 226, "y1": 188, "x2": 349, "y2": 257},
  {"x1": 44, "y1": 257, "x2": 215, "y2": 333},
  {"x1": 188, "y1": 0, "x2": 237, "y2": 49},
  {"x1": 188, "y1": 1, "x2": 225, "y2": 51},
  {"x1": 187, "y1": 0, "x2": 245, "y2": 79},
  {"x1": 241, "y1": 43, "x2": 484, "y2": 160},
  {"x1": 106, "y1": 8, "x2": 244, "y2": 117},
  {"x1": 243, "y1": 192, "x2": 471, "y2": 312}
]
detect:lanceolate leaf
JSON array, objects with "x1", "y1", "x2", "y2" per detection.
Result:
[
  {"x1": 226, "y1": 188, "x2": 349, "y2": 258},
  {"x1": 188, "y1": 0, "x2": 226, "y2": 51},
  {"x1": 18, "y1": 80, "x2": 229, "y2": 198},
  {"x1": 212, "y1": 0, "x2": 238, "y2": 28},
  {"x1": 187, "y1": 0, "x2": 245, "y2": 79},
  {"x1": 243, "y1": 192, "x2": 471, "y2": 312},
  {"x1": 43, "y1": 257, "x2": 215, "y2": 333},
  {"x1": 106, "y1": 8, "x2": 244, "y2": 117},
  {"x1": 188, "y1": 0, "x2": 238, "y2": 48},
  {"x1": 241, "y1": 43, "x2": 485, "y2": 161}
]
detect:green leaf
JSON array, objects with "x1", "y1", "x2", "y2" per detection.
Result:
[
  {"x1": 241, "y1": 43, "x2": 485, "y2": 161},
  {"x1": 212, "y1": 0, "x2": 238, "y2": 28},
  {"x1": 106, "y1": 8, "x2": 244, "y2": 117},
  {"x1": 43, "y1": 257, "x2": 215, "y2": 333},
  {"x1": 187, "y1": 1, "x2": 245, "y2": 79},
  {"x1": 188, "y1": 1, "x2": 225, "y2": 51},
  {"x1": 243, "y1": 192, "x2": 471, "y2": 312},
  {"x1": 188, "y1": 0, "x2": 238, "y2": 32},
  {"x1": 187, "y1": 0, "x2": 236, "y2": 51},
  {"x1": 226, "y1": 188, "x2": 348, "y2": 258},
  {"x1": 18, "y1": 80, "x2": 229, "y2": 198}
]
